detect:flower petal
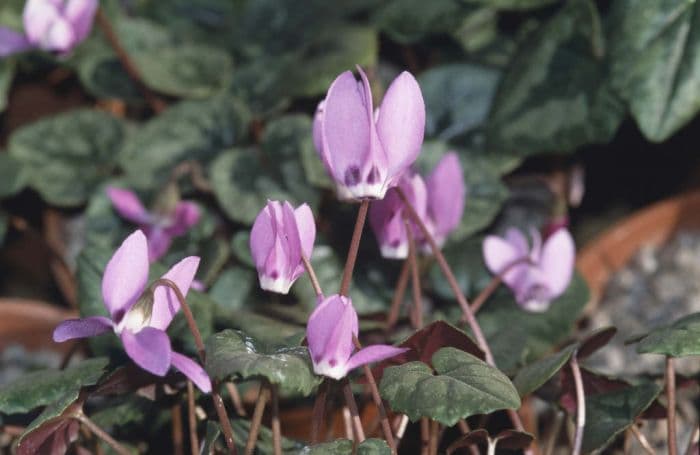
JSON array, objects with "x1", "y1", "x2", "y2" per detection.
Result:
[
  {"x1": 369, "y1": 188, "x2": 409, "y2": 259},
  {"x1": 144, "y1": 226, "x2": 174, "y2": 262},
  {"x1": 106, "y1": 187, "x2": 150, "y2": 224},
  {"x1": 121, "y1": 327, "x2": 172, "y2": 376},
  {"x1": 23, "y1": 0, "x2": 61, "y2": 45},
  {"x1": 307, "y1": 295, "x2": 357, "y2": 367},
  {"x1": 43, "y1": 16, "x2": 74, "y2": 52},
  {"x1": 102, "y1": 230, "x2": 150, "y2": 320},
  {"x1": 294, "y1": 203, "x2": 316, "y2": 259},
  {"x1": 165, "y1": 201, "x2": 200, "y2": 237},
  {"x1": 171, "y1": 351, "x2": 212, "y2": 393},
  {"x1": 150, "y1": 256, "x2": 200, "y2": 330},
  {"x1": 539, "y1": 228, "x2": 575, "y2": 297},
  {"x1": 0, "y1": 27, "x2": 32, "y2": 57},
  {"x1": 426, "y1": 152, "x2": 465, "y2": 238},
  {"x1": 63, "y1": 0, "x2": 98, "y2": 43},
  {"x1": 250, "y1": 203, "x2": 275, "y2": 271},
  {"x1": 346, "y1": 345, "x2": 409, "y2": 372},
  {"x1": 53, "y1": 316, "x2": 113, "y2": 342},
  {"x1": 376, "y1": 71, "x2": 425, "y2": 180},
  {"x1": 504, "y1": 228, "x2": 529, "y2": 257}
]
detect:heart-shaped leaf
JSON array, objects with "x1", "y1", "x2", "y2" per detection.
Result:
[
  {"x1": 302, "y1": 438, "x2": 390, "y2": 455},
  {"x1": 205, "y1": 329, "x2": 320, "y2": 396},
  {"x1": 512, "y1": 344, "x2": 577, "y2": 397},
  {"x1": 632, "y1": 312, "x2": 700, "y2": 358},
  {"x1": 16, "y1": 392, "x2": 82, "y2": 455},
  {"x1": 0, "y1": 153, "x2": 26, "y2": 198},
  {"x1": 380, "y1": 347, "x2": 520, "y2": 426}
]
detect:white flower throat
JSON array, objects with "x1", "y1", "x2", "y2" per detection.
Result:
[{"x1": 115, "y1": 294, "x2": 154, "y2": 334}]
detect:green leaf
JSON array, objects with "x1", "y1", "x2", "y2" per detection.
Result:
[
  {"x1": 419, "y1": 64, "x2": 501, "y2": 140},
  {"x1": 91, "y1": 397, "x2": 151, "y2": 428},
  {"x1": 76, "y1": 50, "x2": 141, "y2": 103},
  {"x1": 477, "y1": 273, "x2": 589, "y2": 373},
  {"x1": 201, "y1": 421, "x2": 222, "y2": 455},
  {"x1": 0, "y1": 153, "x2": 27, "y2": 198},
  {"x1": 17, "y1": 392, "x2": 79, "y2": 448},
  {"x1": 205, "y1": 329, "x2": 321, "y2": 396},
  {"x1": 133, "y1": 44, "x2": 233, "y2": 99},
  {"x1": 0, "y1": 58, "x2": 15, "y2": 112},
  {"x1": 461, "y1": 0, "x2": 558, "y2": 10},
  {"x1": 372, "y1": 0, "x2": 474, "y2": 44},
  {"x1": 429, "y1": 236, "x2": 493, "y2": 301},
  {"x1": 232, "y1": 419, "x2": 305, "y2": 454},
  {"x1": 487, "y1": 0, "x2": 624, "y2": 156},
  {"x1": 634, "y1": 312, "x2": 700, "y2": 358},
  {"x1": 608, "y1": 0, "x2": 700, "y2": 141},
  {"x1": 119, "y1": 95, "x2": 249, "y2": 189},
  {"x1": 380, "y1": 347, "x2": 520, "y2": 426},
  {"x1": 512, "y1": 344, "x2": 576, "y2": 397},
  {"x1": 302, "y1": 439, "x2": 390, "y2": 455},
  {"x1": 0, "y1": 358, "x2": 109, "y2": 415},
  {"x1": 230, "y1": 231, "x2": 254, "y2": 267},
  {"x1": 8, "y1": 109, "x2": 127, "y2": 206},
  {"x1": 0, "y1": 211, "x2": 7, "y2": 244},
  {"x1": 208, "y1": 266, "x2": 255, "y2": 311},
  {"x1": 582, "y1": 382, "x2": 663, "y2": 453},
  {"x1": 168, "y1": 290, "x2": 215, "y2": 355}
]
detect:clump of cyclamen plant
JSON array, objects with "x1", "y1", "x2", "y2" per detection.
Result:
[
  {"x1": 53, "y1": 230, "x2": 211, "y2": 392},
  {"x1": 369, "y1": 152, "x2": 466, "y2": 259},
  {"x1": 107, "y1": 186, "x2": 200, "y2": 262},
  {"x1": 313, "y1": 66, "x2": 426, "y2": 201},
  {"x1": 483, "y1": 227, "x2": 575, "y2": 312},
  {"x1": 0, "y1": 0, "x2": 98, "y2": 57}
]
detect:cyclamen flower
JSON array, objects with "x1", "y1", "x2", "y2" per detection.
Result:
[
  {"x1": 313, "y1": 66, "x2": 426, "y2": 200},
  {"x1": 0, "y1": 0, "x2": 98, "y2": 57},
  {"x1": 483, "y1": 227, "x2": 575, "y2": 312},
  {"x1": 307, "y1": 295, "x2": 407, "y2": 380},
  {"x1": 250, "y1": 200, "x2": 316, "y2": 294},
  {"x1": 107, "y1": 186, "x2": 200, "y2": 262},
  {"x1": 53, "y1": 230, "x2": 211, "y2": 393},
  {"x1": 369, "y1": 152, "x2": 465, "y2": 259}
]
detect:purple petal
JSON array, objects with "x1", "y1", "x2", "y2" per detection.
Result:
[
  {"x1": 102, "y1": 230, "x2": 150, "y2": 320},
  {"x1": 0, "y1": 28, "x2": 32, "y2": 57},
  {"x1": 171, "y1": 351, "x2": 212, "y2": 393},
  {"x1": 150, "y1": 256, "x2": 200, "y2": 330},
  {"x1": 281, "y1": 201, "x2": 302, "y2": 268},
  {"x1": 145, "y1": 226, "x2": 174, "y2": 262},
  {"x1": 426, "y1": 153, "x2": 465, "y2": 239},
  {"x1": 312, "y1": 100, "x2": 333, "y2": 175},
  {"x1": 63, "y1": 0, "x2": 98, "y2": 43},
  {"x1": 43, "y1": 15, "x2": 74, "y2": 52},
  {"x1": 482, "y1": 234, "x2": 531, "y2": 291},
  {"x1": 294, "y1": 203, "x2": 316, "y2": 259},
  {"x1": 121, "y1": 327, "x2": 172, "y2": 376},
  {"x1": 106, "y1": 187, "x2": 150, "y2": 224},
  {"x1": 528, "y1": 227, "x2": 543, "y2": 261},
  {"x1": 23, "y1": 0, "x2": 61, "y2": 46},
  {"x1": 376, "y1": 71, "x2": 425, "y2": 180},
  {"x1": 346, "y1": 345, "x2": 409, "y2": 372},
  {"x1": 165, "y1": 201, "x2": 200, "y2": 237},
  {"x1": 307, "y1": 295, "x2": 357, "y2": 367},
  {"x1": 369, "y1": 188, "x2": 408, "y2": 259},
  {"x1": 504, "y1": 228, "x2": 529, "y2": 257},
  {"x1": 250, "y1": 203, "x2": 275, "y2": 271},
  {"x1": 53, "y1": 316, "x2": 113, "y2": 342},
  {"x1": 539, "y1": 228, "x2": 575, "y2": 297}
]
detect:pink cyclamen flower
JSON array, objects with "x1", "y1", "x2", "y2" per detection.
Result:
[
  {"x1": 0, "y1": 0, "x2": 98, "y2": 57},
  {"x1": 369, "y1": 152, "x2": 465, "y2": 259},
  {"x1": 250, "y1": 200, "x2": 316, "y2": 294},
  {"x1": 313, "y1": 66, "x2": 426, "y2": 200},
  {"x1": 307, "y1": 295, "x2": 408, "y2": 380},
  {"x1": 483, "y1": 227, "x2": 575, "y2": 312},
  {"x1": 107, "y1": 186, "x2": 200, "y2": 262},
  {"x1": 53, "y1": 230, "x2": 211, "y2": 393}
]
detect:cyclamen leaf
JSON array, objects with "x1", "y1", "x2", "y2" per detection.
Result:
[
  {"x1": 633, "y1": 312, "x2": 700, "y2": 358},
  {"x1": 302, "y1": 439, "x2": 390, "y2": 455},
  {"x1": 379, "y1": 347, "x2": 520, "y2": 426},
  {"x1": 512, "y1": 344, "x2": 577, "y2": 397}
]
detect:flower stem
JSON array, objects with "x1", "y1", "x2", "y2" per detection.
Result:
[
  {"x1": 226, "y1": 383, "x2": 247, "y2": 417},
  {"x1": 629, "y1": 424, "x2": 655, "y2": 455},
  {"x1": 420, "y1": 418, "x2": 429, "y2": 455},
  {"x1": 570, "y1": 353, "x2": 585, "y2": 455},
  {"x1": 245, "y1": 384, "x2": 269, "y2": 455},
  {"x1": 339, "y1": 200, "x2": 370, "y2": 296},
  {"x1": 352, "y1": 336, "x2": 396, "y2": 452},
  {"x1": 428, "y1": 420, "x2": 439, "y2": 455},
  {"x1": 153, "y1": 278, "x2": 238, "y2": 454},
  {"x1": 95, "y1": 9, "x2": 166, "y2": 113},
  {"x1": 406, "y1": 225, "x2": 423, "y2": 329},
  {"x1": 469, "y1": 257, "x2": 532, "y2": 315},
  {"x1": 395, "y1": 188, "x2": 493, "y2": 365},
  {"x1": 311, "y1": 380, "x2": 329, "y2": 443},
  {"x1": 385, "y1": 259, "x2": 410, "y2": 330},
  {"x1": 666, "y1": 356, "x2": 678, "y2": 455},
  {"x1": 76, "y1": 413, "x2": 131, "y2": 455},
  {"x1": 302, "y1": 254, "x2": 323, "y2": 298},
  {"x1": 270, "y1": 385, "x2": 282, "y2": 455},
  {"x1": 171, "y1": 403, "x2": 184, "y2": 455},
  {"x1": 342, "y1": 380, "x2": 365, "y2": 443},
  {"x1": 187, "y1": 381, "x2": 199, "y2": 455}
]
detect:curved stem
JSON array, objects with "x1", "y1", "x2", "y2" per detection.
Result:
[
  {"x1": 629, "y1": 424, "x2": 655, "y2": 455},
  {"x1": 302, "y1": 254, "x2": 323, "y2": 298},
  {"x1": 343, "y1": 381, "x2": 365, "y2": 443},
  {"x1": 270, "y1": 385, "x2": 282, "y2": 455},
  {"x1": 666, "y1": 356, "x2": 678, "y2": 455},
  {"x1": 76, "y1": 413, "x2": 131, "y2": 455},
  {"x1": 226, "y1": 383, "x2": 247, "y2": 417},
  {"x1": 339, "y1": 200, "x2": 370, "y2": 296},
  {"x1": 385, "y1": 259, "x2": 410, "y2": 330},
  {"x1": 406, "y1": 224, "x2": 423, "y2": 329},
  {"x1": 171, "y1": 404, "x2": 184, "y2": 455},
  {"x1": 152, "y1": 279, "x2": 238, "y2": 454},
  {"x1": 311, "y1": 380, "x2": 329, "y2": 443},
  {"x1": 570, "y1": 354, "x2": 585, "y2": 455},
  {"x1": 469, "y1": 257, "x2": 532, "y2": 315},
  {"x1": 245, "y1": 384, "x2": 269, "y2": 455},
  {"x1": 187, "y1": 381, "x2": 199, "y2": 455}
]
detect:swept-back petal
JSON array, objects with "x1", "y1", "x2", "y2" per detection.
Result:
[
  {"x1": 346, "y1": 345, "x2": 408, "y2": 372},
  {"x1": 121, "y1": 327, "x2": 172, "y2": 376},
  {"x1": 0, "y1": 28, "x2": 31, "y2": 57},
  {"x1": 369, "y1": 189, "x2": 408, "y2": 259},
  {"x1": 312, "y1": 100, "x2": 333, "y2": 174},
  {"x1": 171, "y1": 351, "x2": 212, "y2": 393},
  {"x1": 145, "y1": 227, "x2": 173, "y2": 262},
  {"x1": 53, "y1": 316, "x2": 113, "y2": 342},
  {"x1": 294, "y1": 203, "x2": 316, "y2": 259},
  {"x1": 376, "y1": 71, "x2": 425, "y2": 179},
  {"x1": 106, "y1": 187, "x2": 150, "y2": 224},
  {"x1": 539, "y1": 228, "x2": 575, "y2": 297},
  {"x1": 102, "y1": 230, "x2": 150, "y2": 320},
  {"x1": 307, "y1": 295, "x2": 356, "y2": 364},
  {"x1": 63, "y1": 0, "x2": 98, "y2": 42},
  {"x1": 426, "y1": 152, "x2": 465, "y2": 238},
  {"x1": 43, "y1": 16, "x2": 74, "y2": 52},
  {"x1": 281, "y1": 202, "x2": 302, "y2": 266},
  {"x1": 150, "y1": 256, "x2": 200, "y2": 330},
  {"x1": 165, "y1": 201, "x2": 200, "y2": 236},
  {"x1": 23, "y1": 0, "x2": 61, "y2": 45},
  {"x1": 250, "y1": 203, "x2": 275, "y2": 271},
  {"x1": 504, "y1": 228, "x2": 529, "y2": 257}
]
